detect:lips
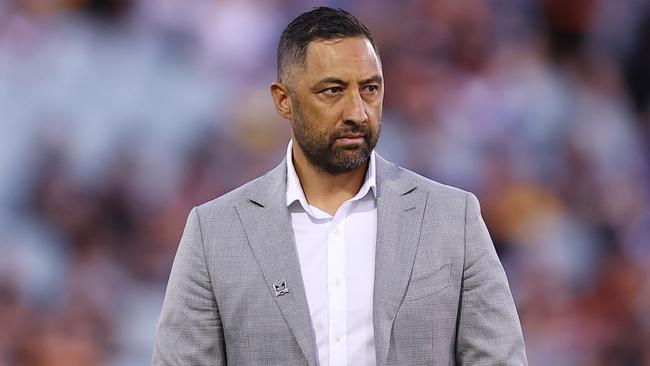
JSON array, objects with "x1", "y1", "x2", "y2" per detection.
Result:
[
  {"x1": 338, "y1": 134, "x2": 364, "y2": 139},
  {"x1": 336, "y1": 134, "x2": 366, "y2": 145}
]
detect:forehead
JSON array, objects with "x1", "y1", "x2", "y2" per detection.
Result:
[{"x1": 301, "y1": 37, "x2": 382, "y2": 82}]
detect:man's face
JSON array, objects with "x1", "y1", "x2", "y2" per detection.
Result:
[{"x1": 287, "y1": 37, "x2": 383, "y2": 175}]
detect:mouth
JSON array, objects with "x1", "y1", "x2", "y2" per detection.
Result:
[{"x1": 336, "y1": 133, "x2": 366, "y2": 144}]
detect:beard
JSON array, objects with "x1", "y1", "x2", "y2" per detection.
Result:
[{"x1": 291, "y1": 101, "x2": 380, "y2": 175}]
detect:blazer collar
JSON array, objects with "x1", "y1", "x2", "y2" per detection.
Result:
[
  {"x1": 372, "y1": 155, "x2": 427, "y2": 366},
  {"x1": 236, "y1": 159, "x2": 319, "y2": 365},
  {"x1": 374, "y1": 153, "x2": 417, "y2": 197}
]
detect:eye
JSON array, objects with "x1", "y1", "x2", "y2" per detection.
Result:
[
  {"x1": 321, "y1": 86, "x2": 344, "y2": 95},
  {"x1": 363, "y1": 84, "x2": 380, "y2": 94}
]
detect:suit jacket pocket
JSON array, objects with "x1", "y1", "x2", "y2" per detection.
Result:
[{"x1": 404, "y1": 263, "x2": 451, "y2": 301}]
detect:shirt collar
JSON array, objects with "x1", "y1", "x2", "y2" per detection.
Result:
[{"x1": 285, "y1": 139, "x2": 376, "y2": 212}]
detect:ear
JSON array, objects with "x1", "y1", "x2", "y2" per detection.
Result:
[{"x1": 270, "y1": 82, "x2": 293, "y2": 120}]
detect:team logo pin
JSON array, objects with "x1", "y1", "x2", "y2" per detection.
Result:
[{"x1": 273, "y1": 279, "x2": 289, "y2": 297}]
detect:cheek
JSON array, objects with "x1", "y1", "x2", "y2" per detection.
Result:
[
  {"x1": 295, "y1": 113, "x2": 332, "y2": 141},
  {"x1": 307, "y1": 111, "x2": 342, "y2": 137},
  {"x1": 366, "y1": 101, "x2": 382, "y2": 123},
  {"x1": 304, "y1": 99, "x2": 339, "y2": 122}
]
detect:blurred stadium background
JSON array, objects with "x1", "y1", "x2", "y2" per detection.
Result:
[{"x1": 1, "y1": 0, "x2": 649, "y2": 365}]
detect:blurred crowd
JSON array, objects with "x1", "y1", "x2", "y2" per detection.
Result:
[{"x1": 1, "y1": 0, "x2": 649, "y2": 365}]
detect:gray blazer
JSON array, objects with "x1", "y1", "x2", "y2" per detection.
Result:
[{"x1": 153, "y1": 155, "x2": 527, "y2": 365}]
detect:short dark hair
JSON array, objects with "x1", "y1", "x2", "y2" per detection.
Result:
[{"x1": 276, "y1": 7, "x2": 379, "y2": 82}]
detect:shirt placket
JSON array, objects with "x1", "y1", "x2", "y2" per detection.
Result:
[{"x1": 328, "y1": 207, "x2": 348, "y2": 366}]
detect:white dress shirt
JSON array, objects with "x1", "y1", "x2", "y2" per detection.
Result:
[{"x1": 286, "y1": 140, "x2": 377, "y2": 366}]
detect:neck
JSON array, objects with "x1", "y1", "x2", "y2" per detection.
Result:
[{"x1": 292, "y1": 144, "x2": 368, "y2": 216}]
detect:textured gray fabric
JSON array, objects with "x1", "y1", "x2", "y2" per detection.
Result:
[{"x1": 152, "y1": 155, "x2": 528, "y2": 366}]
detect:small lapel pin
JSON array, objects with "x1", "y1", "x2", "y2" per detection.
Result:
[{"x1": 273, "y1": 279, "x2": 289, "y2": 297}]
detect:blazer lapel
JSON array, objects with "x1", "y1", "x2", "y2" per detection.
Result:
[
  {"x1": 373, "y1": 155, "x2": 428, "y2": 366},
  {"x1": 235, "y1": 160, "x2": 318, "y2": 366}
]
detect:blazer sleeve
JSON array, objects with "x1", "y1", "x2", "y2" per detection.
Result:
[
  {"x1": 152, "y1": 207, "x2": 227, "y2": 365},
  {"x1": 455, "y1": 193, "x2": 528, "y2": 365}
]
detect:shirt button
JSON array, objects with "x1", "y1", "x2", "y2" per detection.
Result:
[
  {"x1": 335, "y1": 335, "x2": 342, "y2": 343},
  {"x1": 333, "y1": 278, "x2": 341, "y2": 286}
]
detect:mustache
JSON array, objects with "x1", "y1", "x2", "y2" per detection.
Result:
[{"x1": 331, "y1": 124, "x2": 369, "y2": 138}]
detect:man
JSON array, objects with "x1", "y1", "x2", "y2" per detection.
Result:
[{"x1": 153, "y1": 7, "x2": 527, "y2": 366}]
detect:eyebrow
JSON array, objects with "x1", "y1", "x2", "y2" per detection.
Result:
[
  {"x1": 311, "y1": 74, "x2": 383, "y2": 90},
  {"x1": 359, "y1": 75, "x2": 383, "y2": 86},
  {"x1": 312, "y1": 77, "x2": 348, "y2": 90}
]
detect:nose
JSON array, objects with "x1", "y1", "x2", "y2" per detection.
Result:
[{"x1": 342, "y1": 90, "x2": 368, "y2": 125}]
